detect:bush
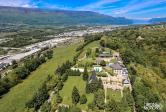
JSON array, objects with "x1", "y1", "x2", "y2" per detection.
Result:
[
  {"x1": 97, "y1": 72, "x2": 107, "y2": 77},
  {"x1": 80, "y1": 94, "x2": 87, "y2": 104},
  {"x1": 65, "y1": 69, "x2": 81, "y2": 76},
  {"x1": 100, "y1": 60, "x2": 106, "y2": 66}
]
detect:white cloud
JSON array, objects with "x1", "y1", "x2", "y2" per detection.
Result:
[
  {"x1": 77, "y1": 0, "x2": 120, "y2": 11},
  {"x1": 129, "y1": 7, "x2": 166, "y2": 15},
  {"x1": 22, "y1": 4, "x2": 31, "y2": 8},
  {"x1": 0, "y1": 0, "x2": 38, "y2": 8},
  {"x1": 112, "y1": 0, "x2": 166, "y2": 14},
  {"x1": 0, "y1": 0, "x2": 28, "y2": 6}
]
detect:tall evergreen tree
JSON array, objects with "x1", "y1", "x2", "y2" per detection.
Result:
[
  {"x1": 83, "y1": 66, "x2": 89, "y2": 81},
  {"x1": 72, "y1": 86, "x2": 80, "y2": 105}
]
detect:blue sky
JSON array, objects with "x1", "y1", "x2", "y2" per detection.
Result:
[{"x1": 0, "y1": 0, "x2": 166, "y2": 19}]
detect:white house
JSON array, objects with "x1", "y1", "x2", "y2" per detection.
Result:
[
  {"x1": 93, "y1": 65, "x2": 102, "y2": 72},
  {"x1": 71, "y1": 67, "x2": 84, "y2": 72}
]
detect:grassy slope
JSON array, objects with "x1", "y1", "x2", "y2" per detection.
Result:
[
  {"x1": 0, "y1": 44, "x2": 79, "y2": 112},
  {"x1": 84, "y1": 41, "x2": 100, "y2": 50},
  {"x1": 60, "y1": 76, "x2": 94, "y2": 110}
]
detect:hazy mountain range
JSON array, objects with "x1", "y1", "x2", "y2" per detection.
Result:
[
  {"x1": 149, "y1": 17, "x2": 166, "y2": 23},
  {"x1": 0, "y1": 6, "x2": 166, "y2": 26},
  {"x1": 0, "y1": 6, "x2": 133, "y2": 26}
]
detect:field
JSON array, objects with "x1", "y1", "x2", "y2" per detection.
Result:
[
  {"x1": 59, "y1": 76, "x2": 94, "y2": 110},
  {"x1": 0, "y1": 43, "x2": 80, "y2": 112},
  {"x1": 106, "y1": 89, "x2": 122, "y2": 102},
  {"x1": 84, "y1": 41, "x2": 100, "y2": 50}
]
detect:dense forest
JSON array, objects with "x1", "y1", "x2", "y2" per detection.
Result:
[{"x1": 101, "y1": 23, "x2": 166, "y2": 112}]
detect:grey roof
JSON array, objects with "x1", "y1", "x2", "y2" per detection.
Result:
[
  {"x1": 99, "y1": 52, "x2": 111, "y2": 57},
  {"x1": 89, "y1": 70, "x2": 97, "y2": 81},
  {"x1": 109, "y1": 62, "x2": 123, "y2": 70},
  {"x1": 0, "y1": 63, "x2": 8, "y2": 69},
  {"x1": 123, "y1": 79, "x2": 130, "y2": 84},
  {"x1": 0, "y1": 64, "x2": 3, "y2": 68}
]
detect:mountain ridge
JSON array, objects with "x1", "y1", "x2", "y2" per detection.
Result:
[
  {"x1": 149, "y1": 17, "x2": 166, "y2": 23},
  {"x1": 0, "y1": 6, "x2": 133, "y2": 26}
]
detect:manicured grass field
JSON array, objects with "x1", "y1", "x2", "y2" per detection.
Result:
[
  {"x1": 106, "y1": 89, "x2": 122, "y2": 102},
  {"x1": 59, "y1": 76, "x2": 94, "y2": 110},
  {"x1": 0, "y1": 44, "x2": 80, "y2": 112}
]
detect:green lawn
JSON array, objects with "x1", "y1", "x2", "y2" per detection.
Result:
[
  {"x1": 59, "y1": 76, "x2": 94, "y2": 110},
  {"x1": 78, "y1": 40, "x2": 99, "y2": 60},
  {"x1": 0, "y1": 43, "x2": 80, "y2": 112},
  {"x1": 106, "y1": 89, "x2": 122, "y2": 102},
  {"x1": 84, "y1": 41, "x2": 100, "y2": 50}
]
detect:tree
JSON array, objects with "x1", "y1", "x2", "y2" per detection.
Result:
[
  {"x1": 58, "y1": 106, "x2": 69, "y2": 112},
  {"x1": 40, "y1": 102, "x2": 51, "y2": 112},
  {"x1": 16, "y1": 67, "x2": 30, "y2": 79},
  {"x1": 26, "y1": 84, "x2": 49, "y2": 110},
  {"x1": 100, "y1": 39, "x2": 105, "y2": 47},
  {"x1": 57, "y1": 81, "x2": 64, "y2": 91},
  {"x1": 95, "y1": 48, "x2": 99, "y2": 53},
  {"x1": 88, "y1": 102, "x2": 96, "y2": 110},
  {"x1": 46, "y1": 50, "x2": 53, "y2": 59},
  {"x1": 58, "y1": 106, "x2": 81, "y2": 112},
  {"x1": 12, "y1": 60, "x2": 18, "y2": 69},
  {"x1": 86, "y1": 79, "x2": 103, "y2": 94},
  {"x1": 86, "y1": 48, "x2": 92, "y2": 57},
  {"x1": 56, "y1": 93, "x2": 63, "y2": 103},
  {"x1": 80, "y1": 94, "x2": 87, "y2": 104},
  {"x1": 62, "y1": 73, "x2": 68, "y2": 82},
  {"x1": 110, "y1": 50, "x2": 112, "y2": 56},
  {"x1": 72, "y1": 86, "x2": 80, "y2": 105},
  {"x1": 100, "y1": 60, "x2": 106, "y2": 66},
  {"x1": 98, "y1": 78, "x2": 104, "y2": 89},
  {"x1": 82, "y1": 66, "x2": 89, "y2": 81},
  {"x1": 85, "y1": 82, "x2": 91, "y2": 94},
  {"x1": 105, "y1": 99, "x2": 121, "y2": 112},
  {"x1": 94, "y1": 89, "x2": 105, "y2": 109}
]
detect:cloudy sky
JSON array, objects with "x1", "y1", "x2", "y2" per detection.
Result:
[{"x1": 0, "y1": 0, "x2": 166, "y2": 19}]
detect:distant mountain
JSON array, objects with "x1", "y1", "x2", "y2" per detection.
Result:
[
  {"x1": 149, "y1": 17, "x2": 166, "y2": 23},
  {"x1": 0, "y1": 6, "x2": 133, "y2": 26},
  {"x1": 133, "y1": 19, "x2": 150, "y2": 24}
]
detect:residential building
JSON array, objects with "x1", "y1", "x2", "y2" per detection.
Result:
[
  {"x1": 109, "y1": 62, "x2": 124, "y2": 75},
  {"x1": 93, "y1": 65, "x2": 102, "y2": 72}
]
